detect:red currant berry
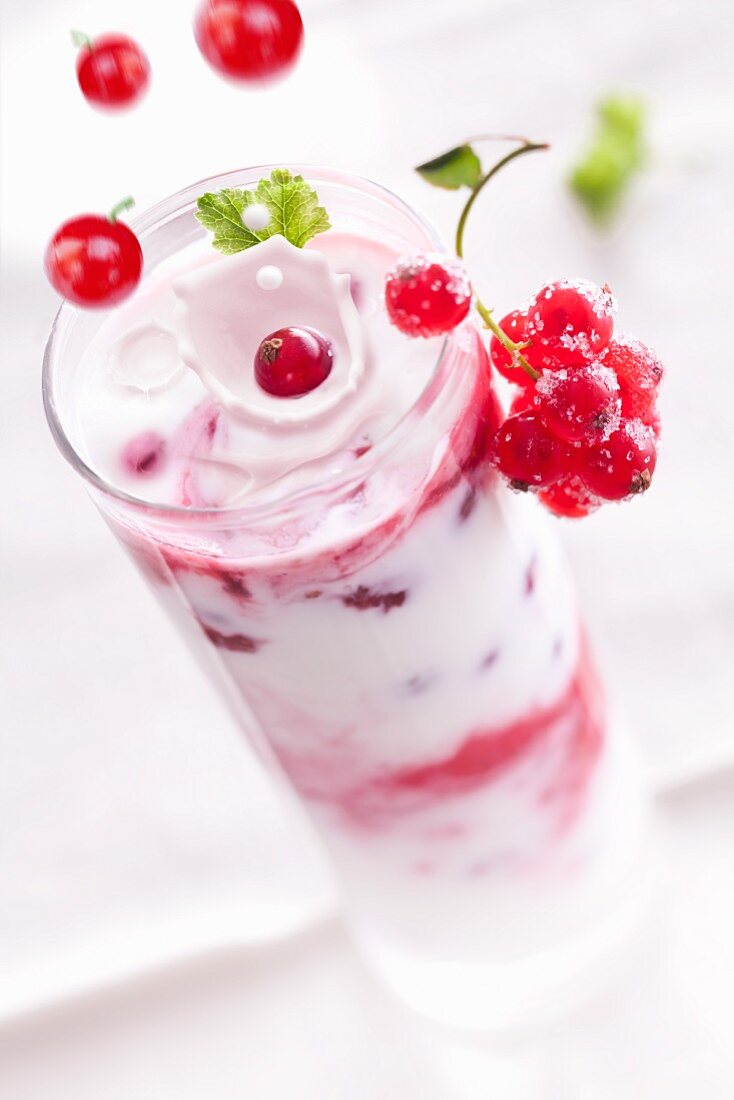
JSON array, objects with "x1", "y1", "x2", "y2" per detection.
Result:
[
  {"x1": 194, "y1": 0, "x2": 304, "y2": 83},
  {"x1": 580, "y1": 419, "x2": 657, "y2": 501},
  {"x1": 601, "y1": 336, "x2": 664, "y2": 425},
  {"x1": 489, "y1": 310, "x2": 540, "y2": 388},
  {"x1": 74, "y1": 32, "x2": 150, "y2": 110},
  {"x1": 527, "y1": 279, "x2": 616, "y2": 369},
  {"x1": 539, "y1": 475, "x2": 600, "y2": 519},
  {"x1": 509, "y1": 389, "x2": 537, "y2": 416},
  {"x1": 44, "y1": 199, "x2": 143, "y2": 308},
  {"x1": 254, "y1": 326, "x2": 333, "y2": 397},
  {"x1": 121, "y1": 431, "x2": 167, "y2": 478},
  {"x1": 535, "y1": 362, "x2": 620, "y2": 444},
  {"x1": 495, "y1": 411, "x2": 572, "y2": 491},
  {"x1": 385, "y1": 254, "x2": 471, "y2": 338}
]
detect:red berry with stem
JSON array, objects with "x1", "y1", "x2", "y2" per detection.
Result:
[
  {"x1": 489, "y1": 310, "x2": 540, "y2": 388},
  {"x1": 194, "y1": 0, "x2": 304, "y2": 84},
  {"x1": 73, "y1": 31, "x2": 150, "y2": 110},
  {"x1": 385, "y1": 254, "x2": 472, "y2": 338},
  {"x1": 527, "y1": 279, "x2": 616, "y2": 369},
  {"x1": 539, "y1": 475, "x2": 600, "y2": 519},
  {"x1": 44, "y1": 197, "x2": 143, "y2": 308},
  {"x1": 535, "y1": 362, "x2": 620, "y2": 444},
  {"x1": 580, "y1": 419, "x2": 657, "y2": 501},
  {"x1": 254, "y1": 326, "x2": 333, "y2": 397},
  {"x1": 601, "y1": 336, "x2": 664, "y2": 425},
  {"x1": 495, "y1": 410, "x2": 572, "y2": 491}
]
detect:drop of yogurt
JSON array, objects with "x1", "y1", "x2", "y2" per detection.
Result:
[
  {"x1": 256, "y1": 265, "x2": 284, "y2": 290},
  {"x1": 242, "y1": 203, "x2": 271, "y2": 233}
]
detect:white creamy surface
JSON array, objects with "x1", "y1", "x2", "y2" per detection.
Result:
[{"x1": 74, "y1": 231, "x2": 443, "y2": 507}]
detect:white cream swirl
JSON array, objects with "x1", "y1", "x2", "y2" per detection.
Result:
[{"x1": 169, "y1": 235, "x2": 386, "y2": 499}]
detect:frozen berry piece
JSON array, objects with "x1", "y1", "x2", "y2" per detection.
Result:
[
  {"x1": 489, "y1": 310, "x2": 537, "y2": 387},
  {"x1": 44, "y1": 201, "x2": 143, "y2": 308},
  {"x1": 496, "y1": 411, "x2": 572, "y2": 491},
  {"x1": 601, "y1": 335, "x2": 663, "y2": 424},
  {"x1": 74, "y1": 32, "x2": 150, "y2": 110},
  {"x1": 385, "y1": 254, "x2": 471, "y2": 338},
  {"x1": 121, "y1": 431, "x2": 167, "y2": 477},
  {"x1": 342, "y1": 586, "x2": 407, "y2": 613},
  {"x1": 254, "y1": 326, "x2": 333, "y2": 397},
  {"x1": 202, "y1": 625, "x2": 264, "y2": 652},
  {"x1": 535, "y1": 362, "x2": 620, "y2": 444},
  {"x1": 581, "y1": 419, "x2": 657, "y2": 500},
  {"x1": 194, "y1": 0, "x2": 304, "y2": 84},
  {"x1": 527, "y1": 279, "x2": 616, "y2": 368},
  {"x1": 539, "y1": 475, "x2": 600, "y2": 519}
]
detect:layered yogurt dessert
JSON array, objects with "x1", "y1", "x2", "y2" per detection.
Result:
[{"x1": 44, "y1": 167, "x2": 651, "y2": 1028}]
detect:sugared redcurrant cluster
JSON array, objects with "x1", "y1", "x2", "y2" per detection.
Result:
[
  {"x1": 385, "y1": 135, "x2": 665, "y2": 522},
  {"x1": 490, "y1": 279, "x2": 661, "y2": 516},
  {"x1": 383, "y1": 264, "x2": 662, "y2": 519}
]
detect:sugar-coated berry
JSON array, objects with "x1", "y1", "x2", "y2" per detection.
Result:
[
  {"x1": 495, "y1": 411, "x2": 572, "y2": 491},
  {"x1": 601, "y1": 336, "x2": 663, "y2": 425},
  {"x1": 385, "y1": 254, "x2": 472, "y2": 338},
  {"x1": 527, "y1": 279, "x2": 616, "y2": 368},
  {"x1": 509, "y1": 389, "x2": 537, "y2": 416},
  {"x1": 535, "y1": 362, "x2": 620, "y2": 444},
  {"x1": 194, "y1": 0, "x2": 304, "y2": 83},
  {"x1": 254, "y1": 325, "x2": 333, "y2": 397},
  {"x1": 580, "y1": 419, "x2": 657, "y2": 500},
  {"x1": 75, "y1": 34, "x2": 150, "y2": 110},
  {"x1": 44, "y1": 209, "x2": 143, "y2": 308},
  {"x1": 539, "y1": 475, "x2": 600, "y2": 519},
  {"x1": 489, "y1": 310, "x2": 536, "y2": 388},
  {"x1": 646, "y1": 406, "x2": 661, "y2": 440},
  {"x1": 121, "y1": 431, "x2": 167, "y2": 478}
]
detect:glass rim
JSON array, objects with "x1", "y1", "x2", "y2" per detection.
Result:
[{"x1": 42, "y1": 163, "x2": 459, "y2": 524}]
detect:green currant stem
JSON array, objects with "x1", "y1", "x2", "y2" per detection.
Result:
[
  {"x1": 71, "y1": 30, "x2": 94, "y2": 51},
  {"x1": 455, "y1": 140, "x2": 549, "y2": 381},
  {"x1": 108, "y1": 197, "x2": 135, "y2": 223}
]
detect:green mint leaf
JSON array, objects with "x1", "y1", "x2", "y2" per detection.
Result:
[
  {"x1": 416, "y1": 144, "x2": 482, "y2": 190},
  {"x1": 195, "y1": 169, "x2": 331, "y2": 255},
  {"x1": 254, "y1": 168, "x2": 331, "y2": 247},
  {"x1": 569, "y1": 94, "x2": 647, "y2": 226},
  {"x1": 195, "y1": 189, "x2": 264, "y2": 255}
]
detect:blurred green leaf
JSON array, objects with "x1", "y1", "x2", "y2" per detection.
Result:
[
  {"x1": 569, "y1": 94, "x2": 647, "y2": 226},
  {"x1": 416, "y1": 144, "x2": 483, "y2": 190}
]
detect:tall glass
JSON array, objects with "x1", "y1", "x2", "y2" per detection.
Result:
[{"x1": 43, "y1": 168, "x2": 652, "y2": 1029}]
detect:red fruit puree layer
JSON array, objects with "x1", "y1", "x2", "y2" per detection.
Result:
[{"x1": 272, "y1": 639, "x2": 603, "y2": 835}]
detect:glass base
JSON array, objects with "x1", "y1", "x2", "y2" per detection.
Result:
[{"x1": 348, "y1": 733, "x2": 658, "y2": 1032}]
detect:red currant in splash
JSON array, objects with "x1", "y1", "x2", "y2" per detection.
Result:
[{"x1": 254, "y1": 326, "x2": 333, "y2": 397}]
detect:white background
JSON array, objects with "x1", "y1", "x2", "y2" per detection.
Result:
[{"x1": 1, "y1": 0, "x2": 734, "y2": 1094}]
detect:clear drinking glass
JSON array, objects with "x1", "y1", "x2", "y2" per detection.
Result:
[{"x1": 43, "y1": 168, "x2": 653, "y2": 1030}]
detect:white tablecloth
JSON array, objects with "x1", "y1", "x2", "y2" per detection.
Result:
[{"x1": 1, "y1": 0, "x2": 733, "y2": 1093}]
